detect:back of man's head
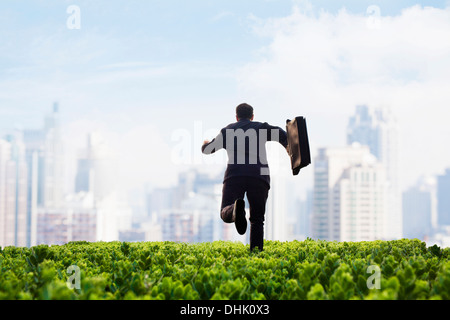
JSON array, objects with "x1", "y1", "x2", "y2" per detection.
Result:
[{"x1": 236, "y1": 103, "x2": 254, "y2": 120}]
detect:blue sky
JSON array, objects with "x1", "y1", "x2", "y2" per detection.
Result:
[
  {"x1": 1, "y1": 0, "x2": 448, "y2": 126},
  {"x1": 1, "y1": 0, "x2": 450, "y2": 195}
]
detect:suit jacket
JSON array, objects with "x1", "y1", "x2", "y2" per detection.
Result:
[{"x1": 202, "y1": 119, "x2": 288, "y2": 187}]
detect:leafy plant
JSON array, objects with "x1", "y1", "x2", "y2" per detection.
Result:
[{"x1": 0, "y1": 239, "x2": 448, "y2": 300}]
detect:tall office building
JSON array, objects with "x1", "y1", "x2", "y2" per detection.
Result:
[
  {"x1": 75, "y1": 132, "x2": 116, "y2": 202},
  {"x1": 402, "y1": 177, "x2": 434, "y2": 241},
  {"x1": 347, "y1": 105, "x2": 402, "y2": 239},
  {"x1": 42, "y1": 103, "x2": 65, "y2": 209},
  {"x1": 23, "y1": 130, "x2": 42, "y2": 247},
  {"x1": 1, "y1": 139, "x2": 15, "y2": 247},
  {"x1": 0, "y1": 134, "x2": 28, "y2": 248},
  {"x1": 22, "y1": 103, "x2": 65, "y2": 246},
  {"x1": 311, "y1": 144, "x2": 388, "y2": 241},
  {"x1": 437, "y1": 168, "x2": 450, "y2": 226},
  {"x1": 265, "y1": 174, "x2": 288, "y2": 241},
  {"x1": 23, "y1": 103, "x2": 64, "y2": 209},
  {"x1": 73, "y1": 132, "x2": 128, "y2": 242},
  {"x1": 146, "y1": 187, "x2": 174, "y2": 224},
  {"x1": 287, "y1": 190, "x2": 313, "y2": 240}
]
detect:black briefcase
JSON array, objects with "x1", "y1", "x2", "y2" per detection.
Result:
[{"x1": 286, "y1": 116, "x2": 311, "y2": 175}]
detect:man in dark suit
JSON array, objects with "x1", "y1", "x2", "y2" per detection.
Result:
[{"x1": 202, "y1": 103, "x2": 288, "y2": 251}]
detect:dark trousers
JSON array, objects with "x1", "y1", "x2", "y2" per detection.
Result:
[{"x1": 220, "y1": 176, "x2": 270, "y2": 251}]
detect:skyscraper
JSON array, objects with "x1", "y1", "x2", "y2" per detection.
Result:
[
  {"x1": 347, "y1": 105, "x2": 402, "y2": 239},
  {"x1": 311, "y1": 144, "x2": 388, "y2": 241},
  {"x1": 22, "y1": 103, "x2": 65, "y2": 246},
  {"x1": 23, "y1": 129, "x2": 42, "y2": 247},
  {"x1": 402, "y1": 181, "x2": 434, "y2": 240},
  {"x1": 265, "y1": 173, "x2": 288, "y2": 241},
  {"x1": 73, "y1": 132, "x2": 126, "y2": 242},
  {"x1": 0, "y1": 134, "x2": 28, "y2": 248},
  {"x1": 0, "y1": 139, "x2": 14, "y2": 247},
  {"x1": 437, "y1": 168, "x2": 450, "y2": 226},
  {"x1": 75, "y1": 132, "x2": 116, "y2": 202},
  {"x1": 42, "y1": 103, "x2": 65, "y2": 209}
]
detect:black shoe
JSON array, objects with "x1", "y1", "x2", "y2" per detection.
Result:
[{"x1": 233, "y1": 199, "x2": 247, "y2": 235}]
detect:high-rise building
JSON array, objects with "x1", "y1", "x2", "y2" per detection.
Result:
[
  {"x1": 0, "y1": 139, "x2": 14, "y2": 247},
  {"x1": 23, "y1": 103, "x2": 64, "y2": 210},
  {"x1": 7, "y1": 132, "x2": 28, "y2": 248},
  {"x1": 72, "y1": 131, "x2": 127, "y2": 242},
  {"x1": 311, "y1": 144, "x2": 388, "y2": 241},
  {"x1": 347, "y1": 105, "x2": 402, "y2": 239},
  {"x1": 23, "y1": 129, "x2": 42, "y2": 247},
  {"x1": 42, "y1": 103, "x2": 65, "y2": 209},
  {"x1": 0, "y1": 133, "x2": 28, "y2": 248},
  {"x1": 300, "y1": 190, "x2": 313, "y2": 238},
  {"x1": 265, "y1": 173, "x2": 288, "y2": 241},
  {"x1": 402, "y1": 178, "x2": 434, "y2": 241},
  {"x1": 287, "y1": 190, "x2": 313, "y2": 241},
  {"x1": 146, "y1": 187, "x2": 174, "y2": 224},
  {"x1": 437, "y1": 168, "x2": 450, "y2": 226},
  {"x1": 21, "y1": 103, "x2": 65, "y2": 246},
  {"x1": 75, "y1": 132, "x2": 116, "y2": 202}
]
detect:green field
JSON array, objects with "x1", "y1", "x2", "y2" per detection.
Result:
[{"x1": 0, "y1": 239, "x2": 449, "y2": 300}]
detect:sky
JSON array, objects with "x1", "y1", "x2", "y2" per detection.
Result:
[{"x1": 1, "y1": 0, "x2": 450, "y2": 200}]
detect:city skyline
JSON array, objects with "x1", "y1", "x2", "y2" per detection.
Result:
[{"x1": 2, "y1": 102, "x2": 450, "y2": 248}]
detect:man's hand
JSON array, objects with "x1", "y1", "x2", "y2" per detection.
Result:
[{"x1": 203, "y1": 140, "x2": 210, "y2": 145}]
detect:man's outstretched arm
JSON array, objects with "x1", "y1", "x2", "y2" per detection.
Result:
[
  {"x1": 201, "y1": 131, "x2": 224, "y2": 155},
  {"x1": 264, "y1": 122, "x2": 288, "y2": 149}
]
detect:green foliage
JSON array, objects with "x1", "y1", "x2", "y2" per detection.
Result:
[{"x1": 0, "y1": 239, "x2": 448, "y2": 300}]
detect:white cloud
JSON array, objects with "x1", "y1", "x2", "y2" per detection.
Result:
[{"x1": 238, "y1": 4, "x2": 450, "y2": 189}]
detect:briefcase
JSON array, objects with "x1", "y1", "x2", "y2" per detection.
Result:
[{"x1": 286, "y1": 116, "x2": 311, "y2": 175}]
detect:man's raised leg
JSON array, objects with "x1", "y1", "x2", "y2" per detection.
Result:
[{"x1": 220, "y1": 177, "x2": 246, "y2": 231}]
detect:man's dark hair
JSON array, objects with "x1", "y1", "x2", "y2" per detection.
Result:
[{"x1": 236, "y1": 103, "x2": 254, "y2": 120}]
